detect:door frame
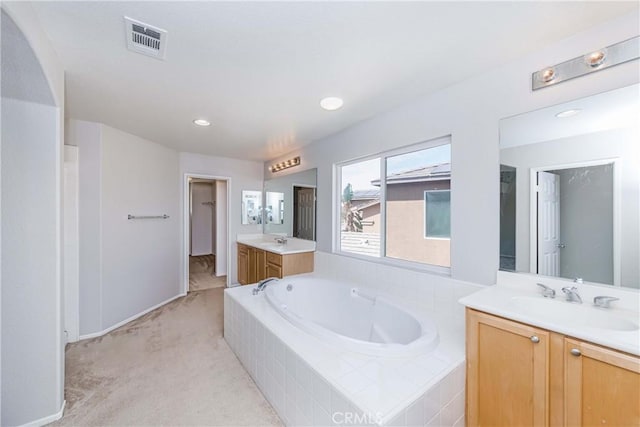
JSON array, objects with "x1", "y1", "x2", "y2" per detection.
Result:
[
  {"x1": 182, "y1": 173, "x2": 231, "y2": 294},
  {"x1": 63, "y1": 145, "x2": 80, "y2": 343},
  {"x1": 529, "y1": 158, "x2": 621, "y2": 285},
  {"x1": 292, "y1": 183, "x2": 317, "y2": 240}
]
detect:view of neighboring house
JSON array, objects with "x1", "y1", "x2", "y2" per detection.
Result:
[{"x1": 342, "y1": 163, "x2": 451, "y2": 267}]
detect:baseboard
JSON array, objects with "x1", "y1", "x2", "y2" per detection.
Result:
[
  {"x1": 18, "y1": 400, "x2": 66, "y2": 427},
  {"x1": 78, "y1": 293, "x2": 185, "y2": 341}
]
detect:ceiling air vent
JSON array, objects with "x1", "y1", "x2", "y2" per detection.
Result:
[{"x1": 124, "y1": 16, "x2": 167, "y2": 60}]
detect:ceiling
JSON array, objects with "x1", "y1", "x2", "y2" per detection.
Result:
[
  {"x1": 500, "y1": 83, "x2": 639, "y2": 149},
  {"x1": 29, "y1": 1, "x2": 637, "y2": 161}
]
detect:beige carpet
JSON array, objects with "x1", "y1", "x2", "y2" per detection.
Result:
[
  {"x1": 54, "y1": 288, "x2": 282, "y2": 426},
  {"x1": 190, "y1": 255, "x2": 227, "y2": 292}
]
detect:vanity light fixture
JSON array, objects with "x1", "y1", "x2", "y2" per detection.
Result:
[
  {"x1": 320, "y1": 97, "x2": 344, "y2": 111},
  {"x1": 539, "y1": 67, "x2": 556, "y2": 83},
  {"x1": 193, "y1": 119, "x2": 211, "y2": 127},
  {"x1": 269, "y1": 156, "x2": 301, "y2": 173},
  {"x1": 555, "y1": 109, "x2": 582, "y2": 118},
  {"x1": 532, "y1": 36, "x2": 639, "y2": 91},
  {"x1": 584, "y1": 49, "x2": 607, "y2": 68}
]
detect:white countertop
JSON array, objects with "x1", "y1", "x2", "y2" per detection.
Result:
[
  {"x1": 459, "y1": 281, "x2": 640, "y2": 356},
  {"x1": 237, "y1": 234, "x2": 316, "y2": 255}
]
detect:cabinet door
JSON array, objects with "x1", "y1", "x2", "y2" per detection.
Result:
[
  {"x1": 466, "y1": 309, "x2": 549, "y2": 427},
  {"x1": 565, "y1": 338, "x2": 640, "y2": 426},
  {"x1": 266, "y1": 263, "x2": 282, "y2": 279},
  {"x1": 256, "y1": 249, "x2": 267, "y2": 282},
  {"x1": 248, "y1": 248, "x2": 257, "y2": 284},
  {"x1": 237, "y1": 245, "x2": 248, "y2": 285}
]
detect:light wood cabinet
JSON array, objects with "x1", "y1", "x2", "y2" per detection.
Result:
[
  {"x1": 466, "y1": 309, "x2": 550, "y2": 426},
  {"x1": 237, "y1": 243, "x2": 248, "y2": 285},
  {"x1": 466, "y1": 308, "x2": 640, "y2": 427},
  {"x1": 237, "y1": 242, "x2": 314, "y2": 285},
  {"x1": 564, "y1": 338, "x2": 640, "y2": 426}
]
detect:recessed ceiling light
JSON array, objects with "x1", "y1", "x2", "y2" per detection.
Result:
[
  {"x1": 193, "y1": 119, "x2": 211, "y2": 127},
  {"x1": 320, "y1": 97, "x2": 344, "y2": 111},
  {"x1": 555, "y1": 109, "x2": 582, "y2": 118}
]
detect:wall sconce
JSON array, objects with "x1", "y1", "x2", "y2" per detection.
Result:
[
  {"x1": 532, "y1": 36, "x2": 639, "y2": 90},
  {"x1": 269, "y1": 156, "x2": 301, "y2": 173}
]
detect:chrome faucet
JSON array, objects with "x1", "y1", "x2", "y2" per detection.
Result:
[
  {"x1": 593, "y1": 296, "x2": 619, "y2": 309},
  {"x1": 252, "y1": 277, "x2": 279, "y2": 295},
  {"x1": 274, "y1": 237, "x2": 288, "y2": 245},
  {"x1": 536, "y1": 283, "x2": 556, "y2": 298},
  {"x1": 561, "y1": 286, "x2": 582, "y2": 304}
]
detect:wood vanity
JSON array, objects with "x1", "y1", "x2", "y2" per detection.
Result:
[
  {"x1": 237, "y1": 242, "x2": 314, "y2": 285},
  {"x1": 466, "y1": 308, "x2": 640, "y2": 426}
]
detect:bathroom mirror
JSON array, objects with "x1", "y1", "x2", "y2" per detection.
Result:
[
  {"x1": 499, "y1": 84, "x2": 639, "y2": 288},
  {"x1": 241, "y1": 190, "x2": 263, "y2": 225},
  {"x1": 264, "y1": 168, "x2": 317, "y2": 240},
  {"x1": 265, "y1": 191, "x2": 285, "y2": 225}
]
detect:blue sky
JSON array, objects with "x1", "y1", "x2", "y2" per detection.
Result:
[{"x1": 341, "y1": 144, "x2": 451, "y2": 192}]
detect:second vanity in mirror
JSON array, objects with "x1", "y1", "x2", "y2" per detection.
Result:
[{"x1": 237, "y1": 168, "x2": 318, "y2": 285}]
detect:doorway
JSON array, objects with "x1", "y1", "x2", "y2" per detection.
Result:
[
  {"x1": 292, "y1": 185, "x2": 316, "y2": 240},
  {"x1": 184, "y1": 175, "x2": 230, "y2": 292},
  {"x1": 532, "y1": 160, "x2": 619, "y2": 285}
]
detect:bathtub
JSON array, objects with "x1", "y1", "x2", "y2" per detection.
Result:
[{"x1": 264, "y1": 277, "x2": 439, "y2": 357}]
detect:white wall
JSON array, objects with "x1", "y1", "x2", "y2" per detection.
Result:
[
  {"x1": 264, "y1": 12, "x2": 640, "y2": 286},
  {"x1": 63, "y1": 146, "x2": 80, "y2": 342},
  {"x1": 556, "y1": 165, "x2": 613, "y2": 284},
  {"x1": 180, "y1": 152, "x2": 264, "y2": 285},
  {"x1": 100, "y1": 125, "x2": 180, "y2": 328},
  {"x1": 70, "y1": 120, "x2": 103, "y2": 335},
  {"x1": 68, "y1": 120, "x2": 181, "y2": 336},
  {"x1": 190, "y1": 182, "x2": 214, "y2": 256},
  {"x1": 1, "y1": 5, "x2": 65, "y2": 425}
]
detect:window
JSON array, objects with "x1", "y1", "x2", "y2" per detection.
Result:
[
  {"x1": 424, "y1": 190, "x2": 450, "y2": 238},
  {"x1": 336, "y1": 137, "x2": 451, "y2": 269}
]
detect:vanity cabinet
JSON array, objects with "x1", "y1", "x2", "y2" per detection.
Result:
[
  {"x1": 564, "y1": 337, "x2": 640, "y2": 426},
  {"x1": 237, "y1": 243, "x2": 267, "y2": 285},
  {"x1": 466, "y1": 309, "x2": 550, "y2": 426},
  {"x1": 466, "y1": 308, "x2": 640, "y2": 426},
  {"x1": 237, "y1": 243, "x2": 314, "y2": 285},
  {"x1": 237, "y1": 243, "x2": 249, "y2": 285}
]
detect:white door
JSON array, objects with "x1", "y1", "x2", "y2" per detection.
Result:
[
  {"x1": 537, "y1": 171, "x2": 561, "y2": 276},
  {"x1": 191, "y1": 182, "x2": 213, "y2": 256},
  {"x1": 63, "y1": 146, "x2": 80, "y2": 342},
  {"x1": 215, "y1": 180, "x2": 228, "y2": 277}
]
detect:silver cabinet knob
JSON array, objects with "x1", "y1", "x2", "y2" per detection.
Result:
[
  {"x1": 570, "y1": 348, "x2": 582, "y2": 356},
  {"x1": 530, "y1": 336, "x2": 540, "y2": 343}
]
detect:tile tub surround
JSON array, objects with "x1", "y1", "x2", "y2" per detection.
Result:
[
  {"x1": 313, "y1": 252, "x2": 484, "y2": 340},
  {"x1": 224, "y1": 266, "x2": 481, "y2": 425}
]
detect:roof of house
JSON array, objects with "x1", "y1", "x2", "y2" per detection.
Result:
[
  {"x1": 369, "y1": 162, "x2": 450, "y2": 186},
  {"x1": 352, "y1": 189, "x2": 381, "y2": 200}
]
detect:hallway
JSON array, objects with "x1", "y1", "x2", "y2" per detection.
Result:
[
  {"x1": 55, "y1": 288, "x2": 280, "y2": 426},
  {"x1": 189, "y1": 255, "x2": 227, "y2": 291}
]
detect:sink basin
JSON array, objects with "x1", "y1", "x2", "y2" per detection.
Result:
[{"x1": 511, "y1": 296, "x2": 639, "y2": 331}]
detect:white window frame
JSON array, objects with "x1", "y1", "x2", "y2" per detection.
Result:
[
  {"x1": 423, "y1": 189, "x2": 451, "y2": 240},
  {"x1": 333, "y1": 135, "x2": 452, "y2": 275}
]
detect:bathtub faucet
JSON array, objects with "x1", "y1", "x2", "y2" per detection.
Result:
[{"x1": 252, "y1": 277, "x2": 279, "y2": 295}]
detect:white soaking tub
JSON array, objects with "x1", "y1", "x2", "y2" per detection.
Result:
[{"x1": 264, "y1": 277, "x2": 439, "y2": 357}]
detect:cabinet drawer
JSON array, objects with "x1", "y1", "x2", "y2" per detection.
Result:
[
  {"x1": 266, "y1": 263, "x2": 283, "y2": 278},
  {"x1": 237, "y1": 243, "x2": 248, "y2": 255},
  {"x1": 266, "y1": 251, "x2": 282, "y2": 266}
]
